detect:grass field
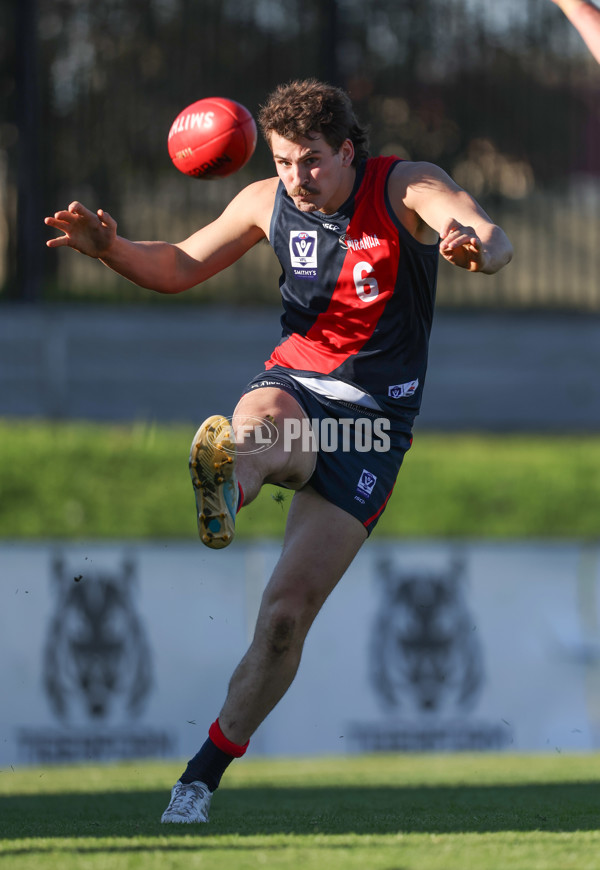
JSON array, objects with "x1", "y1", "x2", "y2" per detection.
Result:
[
  {"x1": 1, "y1": 753, "x2": 599, "y2": 869},
  {"x1": 2, "y1": 419, "x2": 600, "y2": 539},
  {"x1": 2, "y1": 421, "x2": 600, "y2": 867}
]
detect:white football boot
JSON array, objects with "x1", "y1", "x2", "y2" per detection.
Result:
[{"x1": 160, "y1": 780, "x2": 213, "y2": 824}]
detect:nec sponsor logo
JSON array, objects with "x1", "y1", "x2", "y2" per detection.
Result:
[
  {"x1": 388, "y1": 379, "x2": 419, "y2": 399},
  {"x1": 322, "y1": 222, "x2": 341, "y2": 232},
  {"x1": 339, "y1": 232, "x2": 381, "y2": 251}
]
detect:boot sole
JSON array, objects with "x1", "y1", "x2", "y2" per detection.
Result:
[{"x1": 189, "y1": 415, "x2": 237, "y2": 549}]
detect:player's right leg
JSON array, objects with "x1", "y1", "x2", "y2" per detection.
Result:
[
  {"x1": 217, "y1": 485, "x2": 368, "y2": 743},
  {"x1": 161, "y1": 486, "x2": 368, "y2": 823},
  {"x1": 189, "y1": 386, "x2": 315, "y2": 549}
]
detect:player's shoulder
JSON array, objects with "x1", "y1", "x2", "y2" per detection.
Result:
[
  {"x1": 386, "y1": 160, "x2": 453, "y2": 240},
  {"x1": 237, "y1": 176, "x2": 279, "y2": 202},
  {"x1": 388, "y1": 161, "x2": 456, "y2": 215},
  {"x1": 389, "y1": 159, "x2": 450, "y2": 190},
  {"x1": 231, "y1": 177, "x2": 279, "y2": 213},
  {"x1": 225, "y1": 177, "x2": 279, "y2": 226}
]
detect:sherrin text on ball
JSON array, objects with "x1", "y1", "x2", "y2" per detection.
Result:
[{"x1": 168, "y1": 97, "x2": 257, "y2": 179}]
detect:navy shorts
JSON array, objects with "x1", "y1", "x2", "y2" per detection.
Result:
[{"x1": 243, "y1": 370, "x2": 414, "y2": 535}]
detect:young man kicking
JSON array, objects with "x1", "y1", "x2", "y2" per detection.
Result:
[{"x1": 45, "y1": 78, "x2": 512, "y2": 822}]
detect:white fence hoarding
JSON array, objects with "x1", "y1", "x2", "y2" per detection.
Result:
[{"x1": 1, "y1": 540, "x2": 600, "y2": 767}]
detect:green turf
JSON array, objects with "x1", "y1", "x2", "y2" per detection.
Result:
[
  {"x1": 2, "y1": 418, "x2": 600, "y2": 539},
  {"x1": 1, "y1": 754, "x2": 599, "y2": 869}
]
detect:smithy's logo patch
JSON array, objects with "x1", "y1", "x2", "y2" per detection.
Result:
[
  {"x1": 290, "y1": 231, "x2": 318, "y2": 279},
  {"x1": 357, "y1": 469, "x2": 377, "y2": 499}
]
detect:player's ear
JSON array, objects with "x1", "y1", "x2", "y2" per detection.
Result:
[{"x1": 340, "y1": 138, "x2": 355, "y2": 167}]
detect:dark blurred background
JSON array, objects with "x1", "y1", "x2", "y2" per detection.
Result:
[{"x1": 3, "y1": 0, "x2": 599, "y2": 308}]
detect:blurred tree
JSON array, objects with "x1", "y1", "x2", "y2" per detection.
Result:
[
  {"x1": 2, "y1": 0, "x2": 598, "y2": 304},
  {"x1": 15, "y1": 0, "x2": 43, "y2": 301},
  {"x1": 0, "y1": 0, "x2": 17, "y2": 296}
]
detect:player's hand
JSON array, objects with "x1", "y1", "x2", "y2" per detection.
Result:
[
  {"x1": 439, "y1": 218, "x2": 486, "y2": 272},
  {"x1": 44, "y1": 201, "x2": 117, "y2": 259}
]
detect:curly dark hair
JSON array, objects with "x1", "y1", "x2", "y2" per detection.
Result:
[{"x1": 258, "y1": 78, "x2": 369, "y2": 167}]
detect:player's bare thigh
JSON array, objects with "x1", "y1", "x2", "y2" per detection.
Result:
[
  {"x1": 256, "y1": 486, "x2": 368, "y2": 627},
  {"x1": 232, "y1": 386, "x2": 316, "y2": 490}
]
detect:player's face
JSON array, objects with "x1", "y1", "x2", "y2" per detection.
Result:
[{"x1": 270, "y1": 132, "x2": 355, "y2": 214}]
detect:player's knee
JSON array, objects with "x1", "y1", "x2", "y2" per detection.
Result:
[
  {"x1": 263, "y1": 590, "x2": 321, "y2": 656},
  {"x1": 265, "y1": 609, "x2": 298, "y2": 656}
]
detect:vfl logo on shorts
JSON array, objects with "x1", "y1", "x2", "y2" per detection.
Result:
[
  {"x1": 290, "y1": 231, "x2": 318, "y2": 280},
  {"x1": 357, "y1": 469, "x2": 377, "y2": 499},
  {"x1": 388, "y1": 379, "x2": 419, "y2": 399}
]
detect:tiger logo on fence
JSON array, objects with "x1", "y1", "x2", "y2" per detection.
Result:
[
  {"x1": 370, "y1": 557, "x2": 484, "y2": 714},
  {"x1": 44, "y1": 555, "x2": 152, "y2": 723}
]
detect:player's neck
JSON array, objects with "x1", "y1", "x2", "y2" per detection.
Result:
[{"x1": 319, "y1": 166, "x2": 357, "y2": 215}]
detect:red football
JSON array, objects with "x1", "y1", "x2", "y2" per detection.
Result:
[{"x1": 167, "y1": 97, "x2": 257, "y2": 179}]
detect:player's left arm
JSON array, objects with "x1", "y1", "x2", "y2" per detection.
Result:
[{"x1": 397, "y1": 162, "x2": 513, "y2": 274}]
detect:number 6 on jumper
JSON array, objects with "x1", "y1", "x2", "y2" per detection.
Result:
[{"x1": 353, "y1": 261, "x2": 379, "y2": 301}]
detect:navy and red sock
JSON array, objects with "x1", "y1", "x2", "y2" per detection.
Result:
[{"x1": 179, "y1": 719, "x2": 249, "y2": 792}]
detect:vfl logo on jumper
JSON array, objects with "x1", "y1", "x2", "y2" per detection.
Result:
[
  {"x1": 43, "y1": 556, "x2": 152, "y2": 723},
  {"x1": 290, "y1": 231, "x2": 318, "y2": 279},
  {"x1": 388, "y1": 379, "x2": 419, "y2": 399},
  {"x1": 370, "y1": 558, "x2": 484, "y2": 714},
  {"x1": 357, "y1": 469, "x2": 377, "y2": 499}
]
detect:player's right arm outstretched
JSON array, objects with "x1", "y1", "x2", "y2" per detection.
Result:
[
  {"x1": 550, "y1": 0, "x2": 600, "y2": 64},
  {"x1": 44, "y1": 179, "x2": 276, "y2": 294}
]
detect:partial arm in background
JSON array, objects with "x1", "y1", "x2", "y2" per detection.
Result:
[{"x1": 551, "y1": 0, "x2": 600, "y2": 64}]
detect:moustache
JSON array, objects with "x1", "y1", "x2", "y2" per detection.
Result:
[{"x1": 289, "y1": 186, "x2": 317, "y2": 197}]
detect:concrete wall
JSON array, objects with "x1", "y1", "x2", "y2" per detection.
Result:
[
  {"x1": 4, "y1": 539, "x2": 600, "y2": 765},
  {"x1": 2, "y1": 304, "x2": 599, "y2": 431}
]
